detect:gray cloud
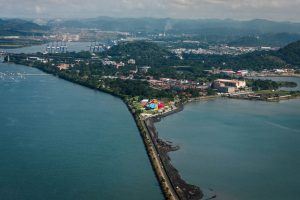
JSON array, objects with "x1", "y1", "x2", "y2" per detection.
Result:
[{"x1": 0, "y1": 0, "x2": 299, "y2": 21}]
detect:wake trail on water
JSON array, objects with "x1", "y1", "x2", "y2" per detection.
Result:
[{"x1": 265, "y1": 121, "x2": 300, "y2": 133}]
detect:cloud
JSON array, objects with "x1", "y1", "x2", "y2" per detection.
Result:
[
  {"x1": 0, "y1": 0, "x2": 299, "y2": 22},
  {"x1": 35, "y1": 5, "x2": 44, "y2": 14}
]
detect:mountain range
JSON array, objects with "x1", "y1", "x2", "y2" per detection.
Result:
[{"x1": 48, "y1": 17, "x2": 300, "y2": 35}]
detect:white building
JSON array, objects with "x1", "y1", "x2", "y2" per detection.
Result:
[{"x1": 128, "y1": 59, "x2": 136, "y2": 65}]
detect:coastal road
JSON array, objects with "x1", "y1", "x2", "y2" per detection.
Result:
[{"x1": 142, "y1": 118, "x2": 180, "y2": 200}]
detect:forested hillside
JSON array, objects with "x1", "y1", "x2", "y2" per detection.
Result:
[
  {"x1": 0, "y1": 19, "x2": 48, "y2": 36},
  {"x1": 279, "y1": 40, "x2": 300, "y2": 66}
]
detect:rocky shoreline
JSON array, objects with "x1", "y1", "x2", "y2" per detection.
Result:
[
  {"x1": 144, "y1": 100, "x2": 217, "y2": 200},
  {"x1": 145, "y1": 116, "x2": 203, "y2": 200},
  {"x1": 128, "y1": 99, "x2": 208, "y2": 200},
  {"x1": 141, "y1": 98, "x2": 221, "y2": 200}
]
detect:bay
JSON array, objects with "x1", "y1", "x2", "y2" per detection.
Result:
[{"x1": 156, "y1": 98, "x2": 300, "y2": 200}]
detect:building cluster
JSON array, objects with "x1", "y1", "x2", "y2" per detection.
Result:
[
  {"x1": 51, "y1": 34, "x2": 80, "y2": 42},
  {"x1": 140, "y1": 99, "x2": 165, "y2": 111},
  {"x1": 101, "y1": 58, "x2": 137, "y2": 69},
  {"x1": 213, "y1": 79, "x2": 247, "y2": 93},
  {"x1": 128, "y1": 59, "x2": 136, "y2": 65},
  {"x1": 26, "y1": 56, "x2": 74, "y2": 71},
  {"x1": 265, "y1": 68, "x2": 295, "y2": 74},
  {"x1": 172, "y1": 45, "x2": 269, "y2": 58},
  {"x1": 57, "y1": 63, "x2": 71, "y2": 70},
  {"x1": 205, "y1": 69, "x2": 249, "y2": 77},
  {"x1": 101, "y1": 58, "x2": 125, "y2": 69},
  {"x1": 26, "y1": 56, "x2": 48, "y2": 64},
  {"x1": 148, "y1": 78, "x2": 208, "y2": 91},
  {"x1": 139, "y1": 66, "x2": 151, "y2": 73},
  {"x1": 246, "y1": 68, "x2": 297, "y2": 76}
]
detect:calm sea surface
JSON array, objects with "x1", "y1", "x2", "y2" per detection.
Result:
[
  {"x1": 156, "y1": 98, "x2": 300, "y2": 200},
  {"x1": 0, "y1": 63, "x2": 163, "y2": 200}
]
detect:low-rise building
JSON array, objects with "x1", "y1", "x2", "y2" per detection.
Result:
[
  {"x1": 27, "y1": 57, "x2": 47, "y2": 63},
  {"x1": 139, "y1": 66, "x2": 151, "y2": 73},
  {"x1": 236, "y1": 70, "x2": 249, "y2": 76},
  {"x1": 128, "y1": 59, "x2": 136, "y2": 65},
  {"x1": 221, "y1": 69, "x2": 235, "y2": 76},
  {"x1": 57, "y1": 63, "x2": 70, "y2": 70},
  {"x1": 213, "y1": 79, "x2": 246, "y2": 93},
  {"x1": 116, "y1": 62, "x2": 125, "y2": 69}
]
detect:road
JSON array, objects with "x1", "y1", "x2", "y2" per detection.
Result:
[{"x1": 141, "y1": 118, "x2": 180, "y2": 200}]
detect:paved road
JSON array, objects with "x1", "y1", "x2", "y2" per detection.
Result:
[{"x1": 142, "y1": 118, "x2": 180, "y2": 200}]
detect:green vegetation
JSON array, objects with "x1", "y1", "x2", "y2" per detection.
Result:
[
  {"x1": 0, "y1": 19, "x2": 48, "y2": 36},
  {"x1": 8, "y1": 39, "x2": 300, "y2": 102},
  {"x1": 9, "y1": 52, "x2": 175, "y2": 100},
  {"x1": 182, "y1": 40, "x2": 300, "y2": 70},
  {"x1": 254, "y1": 90, "x2": 300, "y2": 98},
  {"x1": 0, "y1": 38, "x2": 47, "y2": 48},
  {"x1": 101, "y1": 41, "x2": 177, "y2": 67},
  {"x1": 247, "y1": 79, "x2": 297, "y2": 91},
  {"x1": 102, "y1": 40, "x2": 300, "y2": 73},
  {"x1": 0, "y1": 19, "x2": 49, "y2": 48},
  {"x1": 182, "y1": 51, "x2": 287, "y2": 71},
  {"x1": 278, "y1": 40, "x2": 300, "y2": 66},
  {"x1": 102, "y1": 39, "x2": 300, "y2": 74},
  {"x1": 228, "y1": 33, "x2": 300, "y2": 47}
]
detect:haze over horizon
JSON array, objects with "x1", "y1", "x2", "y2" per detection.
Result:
[{"x1": 0, "y1": 0, "x2": 300, "y2": 22}]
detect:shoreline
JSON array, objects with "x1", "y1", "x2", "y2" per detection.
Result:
[
  {"x1": 128, "y1": 101, "x2": 207, "y2": 200},
  {"x1": 8, "y1": 62, "x2": 197, "y2": 200},
  {"x1": 7, "y1": 62, "x2": 298, "y2": 200},
  {"x1": 246, "y1": 74, "x2": 300, "y2": 78},
  {"x1": 144, "y1": 104, "x2": 205, "y2": 200},
  {"x1": 139, "y1": 97, "x2": 219, "y2": 200}
]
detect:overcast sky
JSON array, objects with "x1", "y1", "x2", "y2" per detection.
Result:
[{"x1": 1, "y1": 0, "x2": 300, "y2": 22}]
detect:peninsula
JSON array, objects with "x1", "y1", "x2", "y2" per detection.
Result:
[{"x1": 5, "y1": 39, "x2": 300, "y2": 200}]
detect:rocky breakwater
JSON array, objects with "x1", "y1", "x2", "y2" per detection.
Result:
[{"x1": 144, "y1": 103, "x2": 204, "y2": 200}]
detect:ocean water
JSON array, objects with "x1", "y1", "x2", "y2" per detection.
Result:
[
  {"x1": 156, "y1": 98, "x2": 300, "y2": 200},
  {"x1": 0, "y1": 63, "x2": 163, "y2": 200}
]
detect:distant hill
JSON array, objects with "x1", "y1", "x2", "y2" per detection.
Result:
[
  {"x1": 0, "y1": 19, "x2": 48, "y2": 36},
  {"x1": 105, "y1": 40, "x2": 169, "y2": 57},
  {"x1": 278, "y1": 40, "x2": 300, "y2": 66},
  {"x1": 220, "y1": 40, "x2": 300, "y2": 69},
  {"x1": 103, "y1": 39, "x2": 300, "y2": 70},
  {"x1": 103, "y1": 41, "x2": 173, "y2": 66},
  {"x1": 181, "y1": 40, "x2": 300, "y2": 70},
  {"x1": 49, "y1": 17, "x2": 300, "y2": 35},
  {"x1": 228, "y1": 33, "x2": 300, "y2": 47}
]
